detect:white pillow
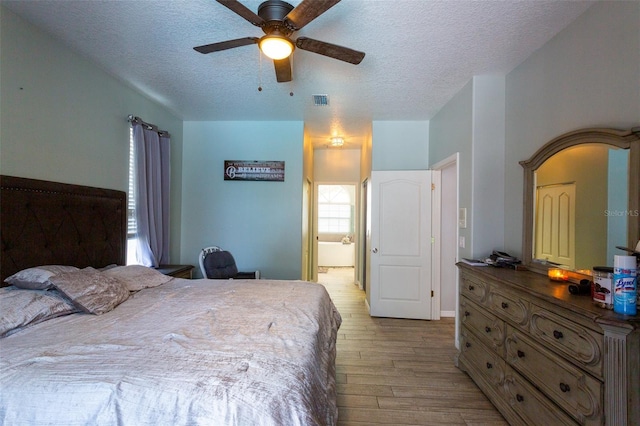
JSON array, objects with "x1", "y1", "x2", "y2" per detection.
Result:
[
  {"x1": 102, "y1": 265, "x2": 172, "y2": 292},
  {"x1": 4, "y1": 265, "x2": 79, "y2": 290}
]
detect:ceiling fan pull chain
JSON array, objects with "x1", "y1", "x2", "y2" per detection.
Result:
[
  {"x1": 289, "y1": 53, "x2": 294, "y2": 96},
  {"x1": 258, "y1": 47, "x2": 263, "y2": 92}
]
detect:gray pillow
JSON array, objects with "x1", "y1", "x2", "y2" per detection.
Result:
[
  {"x1": 0, "y1": 286, "x2": 79, "y2": 337},
  {"x1": 102, "y1": 265, "x2": 172, "y2": 292},
  {"x1": 48, "y1": 267, "x2": 130, "y2": 315},
  {"x1": 4, "y1": 265, "x2": 80, "y2": 290}
]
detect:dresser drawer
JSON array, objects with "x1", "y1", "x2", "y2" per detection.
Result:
[
  {"x1": 460, "y1": 271, "x2": 489, "y2": 304},
  {"x1": 504, "y1": 365, "x2": 577, "y2": 426},
  {"x1": 461, "y1": 296, "x2": 505, "y2": 354},
  {"x1": 460, "y1": 327, "x2": 506, "y2": 388},
  {"x1": 529, "y1": 304, "x2": 604, "y2": 379},
  {"x1": 487, "y1": 285, "x2": 529, "y2": 329},
  {"x1": 505, "y1": 326, "x2": 603, "y2": 425}
]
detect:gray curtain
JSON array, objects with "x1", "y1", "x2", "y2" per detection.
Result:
[{"x1": 132, "y1": 122, "x2": 171, "y2": 267}]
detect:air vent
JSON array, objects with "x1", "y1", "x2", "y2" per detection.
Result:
[{"x1": 312, "y1": 94, "x2": 329, "y2": 106}]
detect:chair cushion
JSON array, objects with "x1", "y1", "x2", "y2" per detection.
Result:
[{"x1": 202, "y1": 251, "x2": 238, "y2": 279}]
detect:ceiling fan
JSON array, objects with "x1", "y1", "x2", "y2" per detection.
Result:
[{"x1": 194, "y1": 0, "x2": 365, "y2": 83}]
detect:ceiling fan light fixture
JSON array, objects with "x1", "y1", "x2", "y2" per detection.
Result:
[
  {"x1": 330, "y1": 137, "x2": 344, "y2": 147},
  {"x1": 259, "y1": 34, "x2": 294, "y2": 60}
]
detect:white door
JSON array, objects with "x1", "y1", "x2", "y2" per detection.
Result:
[
  {"x1": 370, "y1": 170, "x2": 433, "y2": 319},
  {"x1": 535, "y1": 183, "x2": 576, "y2": 269}
]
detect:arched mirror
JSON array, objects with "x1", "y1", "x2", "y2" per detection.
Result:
[{"x1": 520, "y1": 127, "x2": 640, "y2": 274}]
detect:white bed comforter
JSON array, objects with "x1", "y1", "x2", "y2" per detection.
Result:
[{"x1": 0, "y1": 279, "x2": 342, "y2": 426}]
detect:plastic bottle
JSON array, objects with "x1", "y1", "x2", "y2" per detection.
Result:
[{"x1": 613, "y1": 255, "x2": 637, "y2": 315}]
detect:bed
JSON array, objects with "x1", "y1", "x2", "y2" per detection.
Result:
[{"x1": 0, "y1": 175, "x2": 341, "y2": 425}]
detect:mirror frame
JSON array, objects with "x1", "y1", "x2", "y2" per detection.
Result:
[{"x1": 520, "y1": 127, "x2": 640, "y2": 275}]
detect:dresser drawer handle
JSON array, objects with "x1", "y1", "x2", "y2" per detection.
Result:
[
  {"x1": 559, "y1": 383, "x2": 571, "y2": 393},
  {"x1": 486, "y1": 362, "x2": 493, "y2": 369},
  {"x1": 485, "y1": 326, "x2": 491, "y2": 333},
  {"x1": 465, "y1": 342, "x2": 471, "y2": 348},
  {"x1": 501, "y1": 302, "x2": 509, "y2": 309},
  {"x1": 464, "y1": 311, "x2": 470, "y2": 317},
  {"x1": 517, "y1": 350, "x2": 525, "y2": 358},
  {"x1": 468, "y1": 285, "x2": 475, "y2": 291},
  {"x1": 516, "y1": 394, "x2": 524, "y2": 402},
  {"x1": 553, "y1": 330, "x2": 564, "y2": 339}
]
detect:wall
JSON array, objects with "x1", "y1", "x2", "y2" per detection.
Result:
[
  {"x1": 503, "y1": 1, "x2": 640, "y2": 257},
  {"x1": 359, "y1": 129, "x2": 373, "y2": 291},
  {"x1": 429, "y1": 80, "x2": 473, "y2": 259},
  {"x1": 360, "y1": 129, "x2": 373, "y2": 184},
  {"x1": 471, "y1": 76, "x2": 506, "y2": 256},
  {"x1": 372, "y1": 121, "x2": 429, "y2": 171},
  {"x1": 607, "y1": 149, "x2": 629, "y2": 263},
  {"x1": 314, "y1": 148, "x2": 361, "y2": 182},
  {"x1": 181, "y1": 121, "x2": 304, "y2": 279},
  {"x1": 430, "y1": 76, "x2": 506, "y2": 259},
  {"x1": 0, "y1": 7, "x2": 185, "y2": 263}
]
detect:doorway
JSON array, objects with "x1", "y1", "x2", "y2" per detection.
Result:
[
  {"x1": 315, "y1": 183, "x2": 358, "y2": 282},
  {"x1": 436, "y1": 155, "x2": 459, "y2": 317},
  {"x1": 432, "y1": 154, "x2": 459, "y2": 338}
]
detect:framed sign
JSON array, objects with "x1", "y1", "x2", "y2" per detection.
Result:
[{"x1": 224, "y1": 160, "x2": 285, "y2": 182}]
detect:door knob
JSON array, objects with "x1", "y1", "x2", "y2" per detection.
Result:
[{"x1": 372, "y1": 248, "x2": 378, "y2": 253}]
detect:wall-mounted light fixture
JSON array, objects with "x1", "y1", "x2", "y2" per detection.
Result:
[
  {"x1": 259, "y1": 32, "x2": 294, "y2": 60},
  {"x1": 330, "y1": 137, "x2": 344, "y2": 147}
]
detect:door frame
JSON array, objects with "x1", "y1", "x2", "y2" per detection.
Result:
[
  {"x1": 302, "y1": 178, "x2": 314, "y2": 281},
  {"x1": 431, "y1": 153, "x2": 460, "y2": 343},
  {"x1": 358, "y1": 178, "x2": 369, "y2": 291},
  {"x1": 313, "y1": 181, "x2": 360, "y2": 279}
]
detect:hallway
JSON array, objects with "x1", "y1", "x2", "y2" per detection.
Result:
[{"x1": 318, "y1": 268, "x2": 507, "y2": 426}]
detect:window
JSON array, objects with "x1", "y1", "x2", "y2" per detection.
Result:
[
  {"x1": 318, "y1": 185, "x2": 354, "y2": 234},
  {"x1": 127, "y1": 127, "x2": 138, "y2": 265}
]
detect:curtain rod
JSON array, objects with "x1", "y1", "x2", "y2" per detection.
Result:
[{"x1": 127, "y1": 115, "x2": 170, "y2": 138}]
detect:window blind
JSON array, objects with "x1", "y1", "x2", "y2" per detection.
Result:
[{"x1": 127, "y1": 127, "x2": 136, "y2": 237}]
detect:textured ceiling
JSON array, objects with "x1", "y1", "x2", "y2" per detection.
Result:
[{"x1": 3, "y1": 0, "x2": 594, "y2": 148}]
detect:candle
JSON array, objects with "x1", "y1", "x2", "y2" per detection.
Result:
[{"x1": 548, "y1": 268, "x2": 568, "y2": 281}]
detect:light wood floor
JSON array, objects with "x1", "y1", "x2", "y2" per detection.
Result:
[{"x1": 318, "y1": 267, "x2": 508, "y2": 426}]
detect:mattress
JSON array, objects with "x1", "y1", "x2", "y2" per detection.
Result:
[{"x1": 0, "y1": 278, "x2": 341, "y2": 425}]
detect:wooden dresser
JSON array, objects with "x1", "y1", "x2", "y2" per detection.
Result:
[{"x1": 456, "y1": 263, "x2": 639, "y2": 426}]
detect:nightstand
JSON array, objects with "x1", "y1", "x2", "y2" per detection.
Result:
[{"x1": 156, "y1": 264, "x2": 194, "y2": 279}]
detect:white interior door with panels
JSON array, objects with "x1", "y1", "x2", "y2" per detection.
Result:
[
  {"x1": 535, "y1": 183, "x2": 576, "y2": 269},
  {"x1": 369, "y1": 170, "x2": 435, "y2": 320}
]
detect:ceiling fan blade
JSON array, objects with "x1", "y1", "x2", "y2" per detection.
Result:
[
  {"x1": 284, "y1": 0, "x2": 341, "y2": 31},
  {"x1": 296, "y1": 37, "x2": 365, "y2": 64},
  {"x1": 194, "y1": 37, "x2": 258, "y2": 54},
  {"x1": 216, "y1": 0, "x2": 265, "y2": 26},
  {"x1": 273, "y1": 57, "x2": 292, "y2": 83}
]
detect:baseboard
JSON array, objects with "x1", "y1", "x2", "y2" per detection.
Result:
[{"x1": 440, "y1": 310, "x2": 456, "y2": 318}]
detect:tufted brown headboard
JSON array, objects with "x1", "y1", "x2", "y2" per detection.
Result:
[{"x1": 1, "y1": 175, "x2": 127, "y2": 285}]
